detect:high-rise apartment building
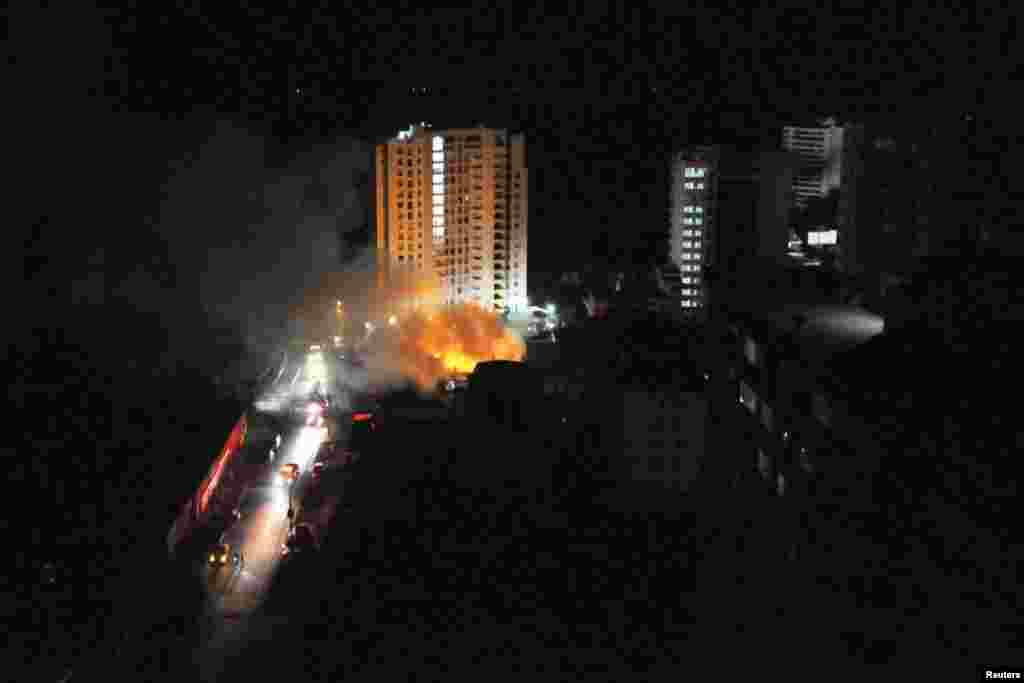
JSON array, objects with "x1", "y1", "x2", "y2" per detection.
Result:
[
  {"x1": 669, "y1": 145, "x2": 797, "y2": 315},
  {"x1": 375, "y1": 124, "x2": 528, "y2": 313},
  {"x1": 782, "y1": 117, "x2": 865, "y2": 272},
  {"x1": 668, "y1": 146, "x2": 715, "y2": 314}
]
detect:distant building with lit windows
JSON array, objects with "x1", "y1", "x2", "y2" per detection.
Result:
[
  {"x1": 668, "y1": 146, "x2": 715, "y2": 315},
  {"x1": 782, "y1": 117, "x2": 866, "y2": 272},
  {"x1": 375, "y1": 124, "x2": 528, "y2": 313},
  {"x1": 670, "y1": 144, "x2": 802, "y2": 319}
]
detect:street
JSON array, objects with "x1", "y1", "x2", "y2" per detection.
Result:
[{"x1": 191, "y1": 346, "x2": 373, "y2": 674}]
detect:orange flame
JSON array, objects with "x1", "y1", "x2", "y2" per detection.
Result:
[
  {"x1": 294, "y1": 254, "x2": 524, "y2": 393},
  {"x1": 405, "y1": 304, "x2": 524, "y2": 376},
  {"x1": 368, "y1": 302, "x2": 525, "y2": 392}
]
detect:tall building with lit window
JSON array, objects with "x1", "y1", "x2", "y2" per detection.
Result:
[
  {"x1": 782, "y1": 117, "x2": 865, "y2": 271},
  {"x1": 375, "y1": 124, "x2": 528, "y2": 313},
  {"x1": 668, "y1": 146, "x2": 716, "y2": 314},
  {"x1": 670, "y1": 145, "x2": 801, "y2": 317}
]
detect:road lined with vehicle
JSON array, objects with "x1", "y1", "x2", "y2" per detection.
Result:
[{"x1": 180, "y1": 346, "x2": 376, "y2": 653}]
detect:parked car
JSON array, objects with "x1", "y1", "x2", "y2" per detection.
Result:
[
  {"x1": 206, "y1": 542, "x2": 243, "y2": 592},
  {"x1": 311, "y1": 442, "x2": 358, "y2": 482},
  {"x1": 207, "y1": 543, "x2": 242, "y2": 569},
  {"x1": 280, "y1": 522, "x2": 319, "y2": 558}
]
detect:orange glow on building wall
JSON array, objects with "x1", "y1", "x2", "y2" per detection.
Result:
[{"x1": 375, "y1": 124, "x2": 528, "y2": 314}]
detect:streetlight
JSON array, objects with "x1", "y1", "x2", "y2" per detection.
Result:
[{"x1": 388, "y1": 315, "x2": 397, "y2": 326}]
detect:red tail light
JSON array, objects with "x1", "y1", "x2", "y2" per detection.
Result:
[{"x1": 352, "y1": 412, "x2": 373, "y2": 422}]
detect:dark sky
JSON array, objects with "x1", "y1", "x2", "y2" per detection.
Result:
[{"x1": 12, "y1": 3, "x2": 1013, "y2": 309}]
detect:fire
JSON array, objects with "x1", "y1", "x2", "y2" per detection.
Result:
[
  {"x1": 437, "y1": 349, "x2": 482, "y2": 374},
  {"x1": 292, "y1": 252, "x2": 524, "y2": 393},
  {"x1": 401, "y1": 303, "x2": 525, "y2": 380},
  {"x1": 365, "y1": 302, "x2": 525, "y2": 392}
]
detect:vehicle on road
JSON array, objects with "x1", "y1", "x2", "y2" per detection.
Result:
[
  {"x1": 206, "y1": 542, "x2": 243, "y2": 592},
  {"x1": 278, "y1": 463, "x2": 300, "y2": 483},
  {"x1": 281, "y1": 522, "x2": 320, "y2": 557},
  {"x1": 207, "y1": 543, "x2": 242, "y2": 569},
  {"x1": 339, "y1": 395, "x2": 380, "y2": 447},
  {"x1": 290, "y1": 394, "x2": 330, "y2": 427},
  {"x1": 438, "y1": 373, "x2": 469, "y2": 394},
  {"x1": 311, "y1": 441, "x2": 358, "y2": 482}
]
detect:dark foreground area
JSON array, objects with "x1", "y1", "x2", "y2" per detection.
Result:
[
  {"x1": 9, "y1": 307, "x2": 253, "y2": 681},
  {"x1": 173, "y1": 409, "x2": 1014, "y2": 682},
  {"x1": 11, "y1": 317, "x2": 1020, "y2": 682}
]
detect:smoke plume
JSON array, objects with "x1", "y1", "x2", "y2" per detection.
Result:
[{"x1": 292, "y1": 249, "x2": 525, "y2": 394}]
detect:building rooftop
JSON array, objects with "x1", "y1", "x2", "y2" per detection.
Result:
[{"x1": 740, "y1": 303, "x2": 885, "y2": 368}]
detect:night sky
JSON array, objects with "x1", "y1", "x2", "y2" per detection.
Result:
[{"x1": 11, "y1": 4, "x2": 1012, "y2": 320}]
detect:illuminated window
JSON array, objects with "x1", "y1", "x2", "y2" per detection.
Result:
[
  {"x1": 694, "y1": 206, "x2": 703, "y2": 213},
  {"x1": 684, "y1": 206, "x2": 696, "y2": 214},
  {"x1": 683, "y1": 230, "x2": 694, "y2": 237},
  {"x1": 684, "y1": 182, "x2": 695, "y2": 190},
  {"x1": 693, "y1": 241, "x2": 702, "y2": 249},
  {"x1": 694, "y1": 217, "x2": 703, "y2": 225},
  {"x1": 693, "y1": 230, "x2": 702, "y2": 237},
  {"x1": 684, "y1": 218, "x2": 695, "y2": 225},
  {"x1": 432, "y1": 136, "x2": 444, "y2": 151},
  {"x1": 696, "y1": 183, "x2": 704, "y2": 190},
  {"x1": 682, "y1": 277, "x2": 692, "y2": 284},
  {"x1": 685, "y1": 167, "x2": 707, "y2": 178},
  {"x1": 682, "y1": 241, "x2": 693, "y2": 248}
]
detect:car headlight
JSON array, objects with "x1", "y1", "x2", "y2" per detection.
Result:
[{"x1": 209, "y1": 554, "x2": 216, "y2": 563}]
